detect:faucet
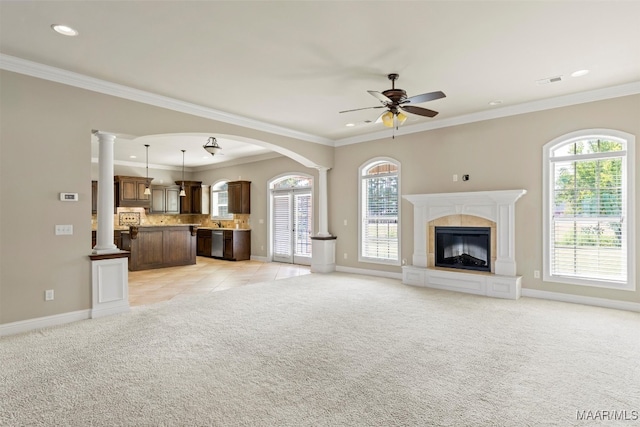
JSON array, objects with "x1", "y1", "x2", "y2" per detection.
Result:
[{"x1": 215, "y1": 221, "x2": 222, "y2": 228}]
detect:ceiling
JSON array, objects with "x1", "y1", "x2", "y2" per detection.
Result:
[{"x1": 2, "y1": 1, "x2": 639, "y2": 167}]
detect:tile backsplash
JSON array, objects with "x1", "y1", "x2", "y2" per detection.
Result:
[{"x1": 92, "y1": 208, "x2": 250, "y2": 230}]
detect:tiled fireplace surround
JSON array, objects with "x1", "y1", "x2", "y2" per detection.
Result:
[{"x1": 402, "y1": 190, "x2": 527, "y2": 300}]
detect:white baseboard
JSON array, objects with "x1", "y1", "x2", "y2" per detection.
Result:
[
  {"x1": 0, "y1": 309, "x2": 91, "y2": 337},
  {"x1": 336, "y1": 265, "x2": 403, "y2": 280},
  {"x1": 521, "y1": 288, "x2": 640, "y2": 313}
]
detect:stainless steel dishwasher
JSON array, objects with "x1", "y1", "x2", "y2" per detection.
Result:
[{"x1": 212, "y1": 230, "x2": 224, "y2": 258}]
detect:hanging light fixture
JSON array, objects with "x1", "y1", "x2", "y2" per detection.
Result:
[
  {"x1": 381, "y1": 111, "x2": 394, "y2": 128},
  {"x1": 179, "y1": 149, "x2": 186, "y2": 197},
  {"x1": 143, "y1": 144, "x2": 151, "y2": 195},
  {"x1": 203, "y1": 136, "x2": 222, "y2": 156}
]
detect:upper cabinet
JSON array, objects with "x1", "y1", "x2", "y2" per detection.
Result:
[
  {"x1": 228, "y1": 180, "x2": 251, "y2": 214},
  {"x1": 115, "y1": 176, "x2": 152, "y2": 208},
  {"x1": 175, "y1": 180, "x2": 203, "y2": 214},
  {"x1": 150, "y1": 185, "x2": 180, "y2": 214}
]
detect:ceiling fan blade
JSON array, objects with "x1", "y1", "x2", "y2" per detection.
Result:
[
  {"x1": 401, "y1": 105, "x2": 439, "y2": 118},
  {"x1": 403, "y1": 91, "x2": 446, "y2": 105},
  {"x1": 367, "y1": 90, "x2": 392, "y2": 104},
  {"x1": 339, "y1": 105, "x2": 385, "y2": 114}
]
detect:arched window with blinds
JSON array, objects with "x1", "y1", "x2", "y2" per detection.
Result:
[
  {"x1": 543, "y1": 130, "x2": 635, "y2": 290},
  {"x1": 359, "y1": 158, "x2": 401, "y2": 265}
]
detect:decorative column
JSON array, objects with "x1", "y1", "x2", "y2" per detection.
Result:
[
  {"x1": 89, "y1": 130, "x2": 129, "y2": 318},
  {"x1": 93, "y1": 131, "x2": 118, "y2": 254},
  {"x1": 311, "y1": 166, "x2": 337, "y2": 273}
]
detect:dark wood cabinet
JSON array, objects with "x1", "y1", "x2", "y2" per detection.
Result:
[
  {"x1": 228, "y1": 180, "x2": 251, "y2": 214},
  {"x1": 197, "y1": 229, "x2": 212, "y2": 256},
  {"x1": 91, "y1": 181, "x2": 98, "y2": 214},
  {"x1": 115, "y1": 176, "x2": 152, "y2": 208},
  {"x1": 150, "y1": 185, "x2": 180, "y2": 214},
  {"x1": 175, "y1": 180, "x2": 202, "y2": 214},
  {"x1": 224, "y1": 230, "x2": 250, "y2": 261},
  {"x1": 197, "y1": 229, "x2": 250, "y2": 261}
]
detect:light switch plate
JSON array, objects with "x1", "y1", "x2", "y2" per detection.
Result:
[{"x1": 55, "y1": 225, "x2": 73, "y2": 235}]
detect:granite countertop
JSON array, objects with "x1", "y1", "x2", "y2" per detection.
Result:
[{"x1": 199, "y1": 227, "x2": 251, "y2": 231}]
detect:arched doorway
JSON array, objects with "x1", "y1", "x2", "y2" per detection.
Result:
[{"x1": 270, "y1": 174, "x2": 313, "y2": 265}]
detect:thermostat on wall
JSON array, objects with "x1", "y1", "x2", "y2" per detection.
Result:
[{"x1": 60, "y1": 192, "x2": 79, "y2": 202}]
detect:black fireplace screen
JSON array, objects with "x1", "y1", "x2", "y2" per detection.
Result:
[{"x1": 435, "y1": 226, "x2": 491, "y2": 272}]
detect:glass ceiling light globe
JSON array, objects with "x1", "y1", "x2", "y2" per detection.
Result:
[
  {"x1": 381, "y1": 111, "x2": 394, "y2": 128},
  {"x1": 203, "y1": 137, "x2": 222, "y2": 156}
]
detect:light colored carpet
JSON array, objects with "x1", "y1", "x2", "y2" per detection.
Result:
[{"x1": 1, "y1": 272, "x2": 639, "y2": 426}]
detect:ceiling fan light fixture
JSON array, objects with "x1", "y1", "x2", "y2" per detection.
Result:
[
  {"x1": 397, "y1": 112, "x2": 408, "y2": 125},
  {"x1": 203, "y1": 136, "x2": 222, "y2": 156},
  {"x1": 381, "y1": 111, "x2": 394, "y2": 127}
]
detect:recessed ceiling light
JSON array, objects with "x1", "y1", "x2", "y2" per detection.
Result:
[
  {"x1": 488, "y1": 100, "x2": 503, "y2": 106},
  {"x1": 571, "y1": 69, "x2": 589, "y2": 77},
  {"x1": 51, "y1": 24, "x2": 78, "y2": 36},
  {"x1": 346, "y1": 123, "x2": 355, "y2": 127},
  {"x1": 129, "y1": 155, "x2": 137, "y2": 159}
]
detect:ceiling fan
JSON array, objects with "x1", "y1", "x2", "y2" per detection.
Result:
[{"x1": 339, "y1": 73, "x2": 445, "y2": 128}]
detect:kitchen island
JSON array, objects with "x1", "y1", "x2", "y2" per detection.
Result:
[{"x1": 121, "y1": 224, "x2": 198, "y2": 271}]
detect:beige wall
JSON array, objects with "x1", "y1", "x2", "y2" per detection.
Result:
[
  {"x1": 331, "y1": 94, "x2": 640, "y2": 303},
  {"x1": 0, "y1": 71, "x2": 331, "y2": 324},
  {"x1": 1, "y1": 69, "x2": 638, "y2": 326}
]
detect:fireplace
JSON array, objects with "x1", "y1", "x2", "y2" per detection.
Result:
[
  {"x1": 435, "y1": 226, "x2": 491, "y2": 272},
  {"x1": 402, "y1": 190, "x2": 527, "y2": 300}
]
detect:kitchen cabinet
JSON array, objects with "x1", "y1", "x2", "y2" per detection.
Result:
[
  {"x1": 115, "y1": 176, "x2": 152, "y2": 208},
  {"x1": 196, "y1": 229, "x2": 212, "y2": 256},
  {"x1": 228, "y1": 180, "x2": 251, "y2": 214},
  {"x1": 91, "y1": 181, "x2": 98, "y2": 214},
  {"x1": 196, "y1": 229, "x2": 250, "y2": 261},
  {"x1": 224, "y1": 230, "x2": 251, "y2": 261},
  {"x1": 175, "y1": 180, "x2": 202, "y2": 214},
  {"x1": 150, "y1": 185, "x2": 180, "y2": 214}
]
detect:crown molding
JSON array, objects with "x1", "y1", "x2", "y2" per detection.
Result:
[
  {"x1": 0, "y1": 54, "x2": 334, "y2": 147},
  {"x1": 3, "y1": 54, "x2": 638, "y2": 149},
  {"x1": 335, "y1": 81, "x2": 640, "y2": 147}
]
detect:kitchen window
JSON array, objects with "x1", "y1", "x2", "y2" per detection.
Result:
[{"x1": 211, "y1": 180, "x2": 233, "y2": 219}]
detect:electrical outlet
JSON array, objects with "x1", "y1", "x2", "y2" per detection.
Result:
[
  {"x1": 261, "y1": 245, "x2": 264, "y2": 251},
  {"x1": 343, "y1": 253, "x2": 348, "y2": 259},
  {"x1": 344, "y1": 219, "x2": 347, "y2": 226},
  {"x1": 45, "y1": 290, "x2": 54, "y2": 301},
  {"x1": 534, "y1": 270, "x2": 540, "y2": 279},
  {"x1": 453, "y1": 174, "x2": 458, "y2": 182}
]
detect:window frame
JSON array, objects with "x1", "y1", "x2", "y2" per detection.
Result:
[
  {"x1": 542, "y1": 129, "x2": 636, "y2": 290},
  {"x1": 210, "y1": 180, "x2": 233, "y2": 220},
  {"x1": 358, "y1": 157, "x2": 401, "y2": 266}
]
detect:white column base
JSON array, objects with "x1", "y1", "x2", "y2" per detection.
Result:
[
  {"x1": 311, "y1": 236, "x2": 337, "y2": 273},
  {"x1": 90, "y1": 253, "x2": 130, "y2": 318}
]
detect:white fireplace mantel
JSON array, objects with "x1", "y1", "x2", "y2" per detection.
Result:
[{"x1": 404, "y1": 189, "x2": 526, "y2": 276}]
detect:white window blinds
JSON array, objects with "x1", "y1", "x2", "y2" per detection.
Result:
[
  {"x1": 548, "y1": 138, "x2": 627, "y2": 285},
  {"x1": 360, "y1": 160, "x2": 400, "y2": 264}
]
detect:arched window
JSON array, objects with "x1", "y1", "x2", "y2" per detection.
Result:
[
  {"x1": 211, "y1": 180, "x2": 232, "y2": 219},
  {"x1": 359, "y1": 158, "x2": 401, "y2": 265},
  {"x1": 543, "y1": 130, "x2": 635, "y2": 290}
]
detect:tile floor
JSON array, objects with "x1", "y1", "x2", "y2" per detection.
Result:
[{"x1": 128, "y1": 257, "x2": 312, "y2": 306}]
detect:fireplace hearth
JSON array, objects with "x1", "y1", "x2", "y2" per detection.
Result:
[{"x1": 435, "y1": 226, "x2": 491, "y2": 272}]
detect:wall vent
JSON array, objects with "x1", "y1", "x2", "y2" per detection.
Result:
[{"x1": 536, "y1": 75, "x2": 564, "y2": 85}]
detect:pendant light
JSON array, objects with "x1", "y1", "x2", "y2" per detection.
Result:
[
  {"x1": 179, "y1": 150, "x2": 186, "y2": 197},
  {"x1": 143, "y1": 144, "x2": 151, "y2": 195},
  {"x1": 203, "y1": 136, "x2": 222, "y2": 156}
]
